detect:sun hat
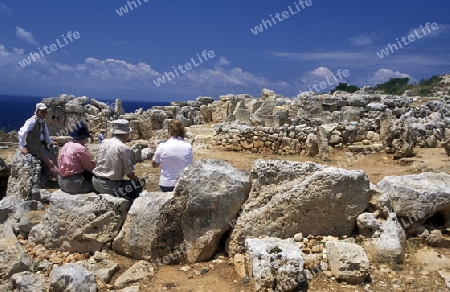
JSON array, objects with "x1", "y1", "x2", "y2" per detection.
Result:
[
  {"x1": 69, "y1": 122, "x2": 92, "y2": 140},
  {"x1": 35, "y1": 103, "x2": 47, "y2": 112},
  {"x1": 110, "y1": 119, "x2": 132, "y2": 134}
]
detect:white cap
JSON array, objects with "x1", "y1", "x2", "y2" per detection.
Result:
[
  {"x1": 110, "y1": 119, "x2": 132, "y2": 134},
  {"x1": 35, "y1": 102, "x2": 47, "y2": 112}
]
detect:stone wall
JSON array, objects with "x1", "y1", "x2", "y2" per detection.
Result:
[
  {"x1": 37, "y1": 89, "x2": 450, "y2": 157},
  {"x1": 208, "y1": 90, "x2": 450, "y2": 156}
]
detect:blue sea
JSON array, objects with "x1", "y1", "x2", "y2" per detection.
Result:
[{"x1": 0, "y1": 94, "x2": 170, "y2": 132}]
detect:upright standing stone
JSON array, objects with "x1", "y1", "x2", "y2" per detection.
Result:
[{"x1": 317, "y1": 126, "x2": 329, "y2": 161}]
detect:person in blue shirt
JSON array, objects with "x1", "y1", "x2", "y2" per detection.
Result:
[{"x1": 97, "y1": 129, "x2": 106, "y2": 144}]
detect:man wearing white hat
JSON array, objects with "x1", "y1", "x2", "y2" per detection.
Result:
[
  {"x1": 18, "y1": 102, "x2": 58, "y2": 178},
  {"x1": 92, "y1": 119, "x2": 145, "y2": 200}
]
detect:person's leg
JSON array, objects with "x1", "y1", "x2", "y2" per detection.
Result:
[
  {"x1": 32, "y1": 145, "x2": 59, "y2": 179},
  {"x1": 40, "y1": 155, "x2": 59, "y2": 179},
  {"x1": 47, "y1": 149, "x2": 58, "y2": 168},
  {"x1": 120, "y1": 179, "x2": 145, "y2": 200},
  {"x1": 59, "y1": 175, "x2": 95, "y2": 194},
  {"x1": 78, "y1": 179, "x2": 96, "y2": 193},
  {"x1": 92, "y1": 177, "x2": 120, "y2": 195}
]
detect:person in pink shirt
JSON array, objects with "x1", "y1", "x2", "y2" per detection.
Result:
[{"x1": 58, "y1": 122, "x2": 96, "y2": 194}]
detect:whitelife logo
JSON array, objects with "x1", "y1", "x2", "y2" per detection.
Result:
[
  {"x1": 250, "y1": 0, "x2": 313, "y2": 35},
  {"x1": 300, "y1": 69, "x2": 350, "y2": 94},
  {"x1": 18, "y1": 31, "x2": 81, "y2": 68},
  {"x1": 153, "y1": 50, "x2": 216, "y2": 87},
  {"x1": 376, "y1": 22, "x2": 439, "y2": 59},
  {"x1": 115, "y1": 0, "x2": 149, "y2": 16}
]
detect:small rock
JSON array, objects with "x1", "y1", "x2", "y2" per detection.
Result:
[
  {"x1": 294, "y1": 233, "x2": 303, "y2": 242},
  {"x1": 179, "y1": 266, "x2": 191, "y2": 272}
]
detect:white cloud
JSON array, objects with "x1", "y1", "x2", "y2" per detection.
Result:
[
  {"x1": 155, "y1": 56, "x2": 289, "y2": 92},
  {"x1": 16, "y1": 26, "x2": 38, "y2": 45},
  {"x1": 217, "y1": 57, "x2": 230, "y2": 66},
  {"x1": 302, "y1": 67, "x2": 335, "y2": 81},
  {"x1": 0, "y1": 42, "x2": 290, "y2": 97},
  {"x1": 54, "y1": 63, "x2": 72, "y2": 71},
  {"x1": 184, "y1": 65, "x2": 289, "y2": 90},
  {"x1": 347, "y1": 31, "x2": 389, "y2": 46},
  {"x1": 0, "y1": 44, "x2": 25, "y2": 65},
  {"x1": 270, "y1": 51, "x2": 375, "y2": 63},
  {"x1": 113, "y1": 40, "x2": 128, "y2": 48},
  {"x1": 74, "y1": 57, "x2": 161, "y2": 89},
  {"x1": 296, "y1": 66, "x2": 350, "y2": 93},
  {"x1": 0, "y1": 3, "x2": 12, "y2": 14},
  {"x1": 348, "y1": 34, "x2": 373, "y2": 46},
  {"x1": 0, "y1": 44, "x2": 11, "y2": 57},
  {"x1": 368, "y1": 69, "x2": 416, "y2": 85},
  {"x1": 13, "y1": 47, "x2": 24, "y2": 55}
]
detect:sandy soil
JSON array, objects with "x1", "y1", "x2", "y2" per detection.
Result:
[{"x1": 1, "y1": 125, "x2": 450, "y2": 291}]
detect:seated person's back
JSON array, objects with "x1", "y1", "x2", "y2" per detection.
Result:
[{"x1": 58, "y1": 122, "x2": 95, "y2": 194}]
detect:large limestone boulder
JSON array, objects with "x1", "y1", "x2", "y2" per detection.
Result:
[
  {"x1": 261, "y1": 88, "x2": 276, "y2": 101},
  {"x1": 357, "y1": 212, "x2": 382, "y2": 238},
  {"x1": 133, "y1": 118, "x2": 152, "y2": 140},
  {"x1": 10, "y1": 271, "x2": 46, "y2": 292},
  {"x1": 113, "y1": 159, "x2": 250, "y2": 264},
  {"x1": 29, "y1": 191, "x2": 130, "y2": 253},
  {"x1": 49, "y1": 263, "x2": 97, "y2": 292},
  {"x1": 113, "y1": 261, "x2": 154, "y2": 289},
  {"x1": 383, "y1": 119, "x2": 415, "y2": 159},
  {"x1": 82, "y1": 251, "x2": 119, "y2": 283},
  {"x1": 7, "y1": 152, "x2": 51, "y2": 200},
  {"x1": 114, "y1": 98, "x2": 126, "y2": 117},
  {"x1": 0, "y1": 196, "x2": 18, "y2": 224},
  {"x1": 178, "y1": 159, "x2": 250, "y2": 263},
  {"x1": 228, "y1": 160, "x2": 370, "y2": 256},
  {"x1": 245, "y1": 237, "x2": 306, "y2": 291},
  {"x1": 376, "y1": 172, "x2": 450, "y2": 227},
  {"x1": 305, "y1": 132, "x2": 318, "y2": 157},
  {"x1": 251, "y1": 101, "x2": 276, "y2": 126},
  {"x1": 149, "y1": 109, "x2": 168, "y2": 130},
  {"x1": 112, "y1": 192, "x2": 180, "y2": 262},
  {"x1": 199, "y1": 104, "x2": 213, "y2": 123},
  {"x1": 364, "y1": 213, "x2": 406, "y2": 264},
  {"x1": 0, "y1": 237, "x2": 33, "y2": 282},
  {"x1": 14, "y1": 200, "x2": 46, "y2": 237},
  {"x1": 325, "y1": 241, "x2": 369, "y2": 284}
]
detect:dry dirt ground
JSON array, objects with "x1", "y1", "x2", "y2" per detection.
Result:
[{"x1": 1, "y1": 124, "x2": 450, "y2": 291}]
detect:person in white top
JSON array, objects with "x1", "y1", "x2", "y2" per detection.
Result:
[
  {"x1": 152, "y1": 119, "x2": 193, "y2": 192},
  {"x1": 18, "y1": 103, "x2": 58, "y2": 178}
]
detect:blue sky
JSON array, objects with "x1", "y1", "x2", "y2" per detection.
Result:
[{"x1": 0, "y1": 0, "x2": 449, "y2": 102}]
